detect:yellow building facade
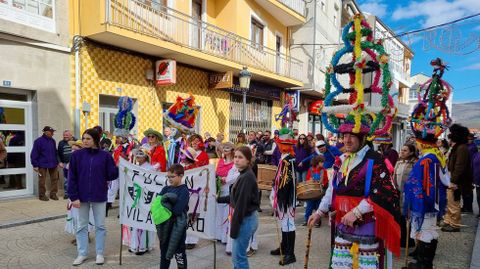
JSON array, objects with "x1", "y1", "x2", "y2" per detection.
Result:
[{"x1": 70, "y1": 0, "x2": 304, "y2": 139}]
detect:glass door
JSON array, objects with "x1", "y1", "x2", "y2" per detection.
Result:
[{"x1": 0, "y1": 100, "x2": 33, "y2": 198}]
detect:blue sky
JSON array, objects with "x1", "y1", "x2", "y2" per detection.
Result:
[{"x1": 357, "y1": 0, "x2": 480, "y2": 103}]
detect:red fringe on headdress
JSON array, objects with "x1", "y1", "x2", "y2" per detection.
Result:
[{"x1": 369, "y1": 198, "x2": 401, "y2": 257}]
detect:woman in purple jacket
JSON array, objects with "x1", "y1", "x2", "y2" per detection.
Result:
[
  {"x1": 294, "y1": 134, "x2": 312, "y2": 183},
  {"x1": 68, "y1": 128, "x2": 118, "y2": 266}
]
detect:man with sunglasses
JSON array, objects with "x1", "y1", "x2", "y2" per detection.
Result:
[{"x1": 58, "y1": 130, "x2": 75, "y2": 199}]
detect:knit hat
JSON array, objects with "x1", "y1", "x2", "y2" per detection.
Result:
[
  {"x1": 410, "y1": 58, "x2": 452, "y2": 143},
  {"x1": 321, "y1": 14, "x2": 395, "y2": 138},
  {"x1": 163, "y1": 94, "x2": 198, "y2": 134},
  {"x1": 113, "y1": 96, "x2": 136, "y2": 137}
]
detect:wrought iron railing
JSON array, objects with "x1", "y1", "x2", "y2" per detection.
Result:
[
  {"x1": 277, "y1": 0, "x2": 305, "y2": 16},
  {"x1": 105, "y1": 0, "x2": 303, "y2": 81}
]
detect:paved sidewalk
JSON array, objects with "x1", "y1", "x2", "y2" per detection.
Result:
[
  {"x1": 0, "y1": 195, "x2": 67, "y2": 229},
  {"x1": 0, "y1": 195, "x2": 477, "y2": 268}
]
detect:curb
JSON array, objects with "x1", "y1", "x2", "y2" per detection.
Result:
[
  {"x1": 470, "y1": 218, "x2": 480, "y2": 269},
  {"x1": 0, "y1": 214, "x2": 67, "y2": 229},
  {"x1": 0, "y1": 205, "x2": 119, "y2": 230}
]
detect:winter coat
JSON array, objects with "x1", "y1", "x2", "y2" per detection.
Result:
[
  {"x1": 158, "y1": 184, "x2": 190, "y2": 259},
  {"x1": 30, "y1": 134, "x2": 58, "y2": 168},
  {"x1": 448, "y1": 143, "x2": 473, "y2": 193},
  {"x1": 67, "y1": 148, "x2": 118, "y2": 202},
  {"x1": 58, "y1": 139, "x2": 75, "y2": 164},
  {"x1": 294, "y1": 145, "x2": 311, "y2": 172}
]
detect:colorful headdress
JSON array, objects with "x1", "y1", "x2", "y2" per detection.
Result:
[
  {"x1": 410, "y1": 58, "x2": 452, "y2": 143},
  {"x1": 163, "y1": 94, "x2": 198, "y2": 134},
  {"x1": 114, "y1": 96, "x2": 136, "y2": 137},
  {"x1": 321, "y1": 14, "x2": 395, "y2": 137},
  {"x1": 372, "y1": 133, "x2": 393, "y2": 144},
  {"x1": 277, "y1": 127, "x2": 296, "y2": 145},
  {"x1": 275, "y1": 93, "x2": 298, "y2": 128}
]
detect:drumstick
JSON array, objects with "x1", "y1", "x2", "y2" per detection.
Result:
[{"x1": 304, "y1": 227, "x2": 313, "y2": 269}]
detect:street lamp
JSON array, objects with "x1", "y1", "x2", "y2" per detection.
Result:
[{"x1": 239, "y1": 67, "x2": 251, "y2": 134}]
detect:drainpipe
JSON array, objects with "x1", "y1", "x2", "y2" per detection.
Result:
[
  {"x1": 72, "y1": 35, "x2": 83, "y2": 139},
  {"x1": 312, "y1": 0, "x2": 317, "y2": 93}
]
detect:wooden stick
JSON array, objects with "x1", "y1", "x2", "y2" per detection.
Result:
[
  {"x1": 213, "y1": 239, "x2": 217, "y2": 269},
  {"x1": 405, "y1": 216, "x2": 410, "y2": 268},
  {"x1": 119, "y1": 224, "x2": 123, "y2": 265},
  {"x1": 304, "y1": 227, "x2": 313, "y2": 269}
]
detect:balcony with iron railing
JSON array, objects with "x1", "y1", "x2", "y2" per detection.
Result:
[
  {"x1": 252, "y1": 0, "x2": 305, "y2": 26},
  {"x1": 76, "y1": 0, "x2": 303, "y2": 87}
]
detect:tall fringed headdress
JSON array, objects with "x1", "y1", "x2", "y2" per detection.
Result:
[
  {"x1": 163, "y1": 93, "x2": 198, "y2": 134},
  {"x1": 410, "y1": 58, "x2": 452, "y2": 143},
  {"x1": 321, "y1": 14, "x2": 395, "y2": 138},
  {"x1": 114, "y1": 96, "x2": 136, "y2": 137},
  {"x1": 275, "y1": 93, "x2": 298, "y2": 128},
  {"x1": 275, "y1": 93, "x2": 297, "y2": 147}
]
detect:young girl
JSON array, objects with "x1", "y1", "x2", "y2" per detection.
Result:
[{"x1": 303, "y1": 155, "x2": 328, "y2": 227}]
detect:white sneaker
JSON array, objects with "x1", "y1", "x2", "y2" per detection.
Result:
[
  {"x1": 72, "y1": 255, "x2": 87, "y2": 266},
  {"x1": 96, "y1": 255, "x2": 105, "y2": 265}
]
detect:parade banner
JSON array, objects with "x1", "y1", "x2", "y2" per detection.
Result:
[{"x1": 119, "y1": 159, "x2": 217, "y2": 239}]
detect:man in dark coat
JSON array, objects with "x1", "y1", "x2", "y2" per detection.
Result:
[{"x1": 442, "y1": 124, "x2": 473, "y2": 232}]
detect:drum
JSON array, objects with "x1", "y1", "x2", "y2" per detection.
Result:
[
  {"x1": 257, "y1": 164, "x2": 277, "y2": 191},
  {"x1": 296, "y1": 181, "x2": 324, "y2": 201}
]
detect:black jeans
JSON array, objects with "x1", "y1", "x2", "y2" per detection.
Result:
[
  {"x1": 462, "y1": 189, "x2": 474, "y2": 212},
  {"x1": 159, "y1": 230, "x2": 187, "y2": 269}
]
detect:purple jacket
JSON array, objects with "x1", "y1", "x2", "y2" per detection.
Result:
[
  {"x1": 30, "y1": 134, "x2": 58, "y2": 169},
  {"x1": 68, "y1": 148, "x2": 118, "y2": 202},
  {"x1": 294, "y1": 145, "x2": 311, "y2": 172}
]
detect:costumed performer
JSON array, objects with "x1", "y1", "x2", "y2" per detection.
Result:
[
  {"x1": 269, "y1": 127, "x2": 298, "y2": 266},
  {"x1": 109, "y1": 96, "x2": 137, "y2": 216},
  {"x1": 122, "y1": 148, "x2": 157, "y2": 255},
  {"x1": 308, "y1": 14, "x2": 401, "y2": 268},
  {"x1": 163, "y1": 94, "x2": 198, "y2": 165},
  {"x1": 143, "y1": 128, "x2": 167, "y2": 172},
  {"x1": 402, "y1": 58, "x2": 451, "y2": 269}
]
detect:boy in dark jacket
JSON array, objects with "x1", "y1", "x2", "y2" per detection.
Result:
[{"x1": 158, "y1": 164, "x2": 190, "y2": 269}]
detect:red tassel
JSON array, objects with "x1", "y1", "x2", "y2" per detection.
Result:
[
  {"x1": 420, "y1": 159, "x2": 432, "y2": 197},
  {"x1": 369, "y1": 199, "x2": 401, "y2": 257}
]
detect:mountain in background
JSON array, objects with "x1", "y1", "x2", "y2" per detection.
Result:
[{"x1": 452, "y1": 102, "x2": 480, "y2": 129}]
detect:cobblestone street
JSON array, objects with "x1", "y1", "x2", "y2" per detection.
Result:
[{"x1": 0, "y1": 195, "x2": 478, "y2": 269}]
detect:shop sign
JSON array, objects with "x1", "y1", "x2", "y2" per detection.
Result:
[
  {"x1": 286, "y1": 91, "x2": 300, "y2": 112},
  {"x1": 155, "y1": 60, "x2": 176, "y2": 86},
  {"x1": 208, "y1": 71, "x2": 233, "y2": 89}
]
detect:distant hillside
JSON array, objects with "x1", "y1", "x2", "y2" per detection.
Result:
[{"x1": 452, "y1": 102, "x2": 480, "y2": 128}]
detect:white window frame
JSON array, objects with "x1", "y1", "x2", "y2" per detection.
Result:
[{"x1": 0, "y1": 0, "x2": 56, "y2": 33}]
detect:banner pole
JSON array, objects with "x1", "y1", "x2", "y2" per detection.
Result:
[
  {"x1": 119, "y1": 224, "x2": 123, "y2": 265},
  {"x1": 213, "y1": 239, "x2": 217, "y2": 269}
]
